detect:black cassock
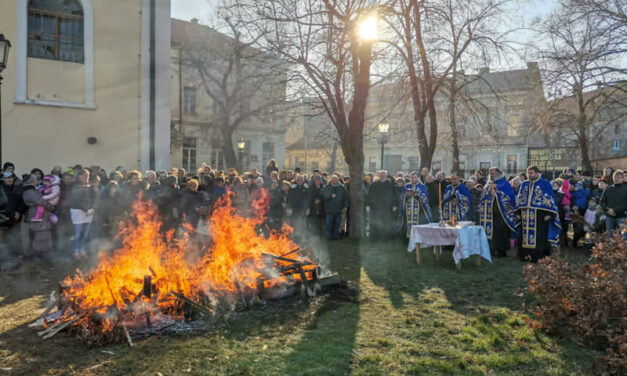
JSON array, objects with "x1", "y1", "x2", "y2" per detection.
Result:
[
  {"x1": 367, "y1": 179, "x2": 397, "y2": 239},
  {"x1": 489, "y1": 202, "x2": 510, "y2": 257}
]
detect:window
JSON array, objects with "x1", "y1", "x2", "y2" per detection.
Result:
[
  {"x1": 211, "y1": 149, "x2": 225, "y2": 170},
  {"x1": 182, "y1": 137, "x2": 197, "y2": 173},
  {"x1": 262, "y1": 142, "x2": 274, "y2": 165},
  {"x1": 368, "y1": 156, "x2": 377, "y2": 172},
  {"x1": 310, "y1": 161, "x2": 319, "y2": 170},
  {"x1": 28, "y1": 0, "x2": 84, "y2": 63},
  {"x1": 408, "y1": 157, "x2": 420, "y2": 172},
  {"x1": 183, "y1": 87, "x2": 196, "y2": 114},
  {"x1": 612, "y1": 140, "x2": 621, "y2": 151},
  {"x1": 506, "y1": 155, "x2": 517, "y2": 173},
  {"x1": 507, "y1": 113, "x2": 520, "y2": 136},
  {"x1": 615, "y1": 123, "x2": 622, "y2": 135}
]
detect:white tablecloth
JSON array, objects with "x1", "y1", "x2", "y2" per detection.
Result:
[{"x1": 407, "y1": 223, "x2": 491, "y2": 265}]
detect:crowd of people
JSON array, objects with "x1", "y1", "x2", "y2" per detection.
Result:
[{"x1": 0, "y1": 159, "x2": 625, "y2": 266}]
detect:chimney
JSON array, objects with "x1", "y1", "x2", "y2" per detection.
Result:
[
  {"x1": 527, "y1": 61, "x2": 539, "y2": 72},
  {"x1": 479, "y1": 67, "x2": 490, "y2": 75},
  {"x1": 526, "y1": 61, "x2": 541, "y2": 85},
  {"x1": 191, "y1": 18, "x2": 199, "y2": 24}
]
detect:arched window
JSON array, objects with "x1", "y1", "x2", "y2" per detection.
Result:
[{"x1": 28, "y1": 0, "x2": 84, "y2": 63}]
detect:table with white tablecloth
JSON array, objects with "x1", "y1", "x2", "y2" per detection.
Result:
[{"x1": 407, "y1": 223, "x2": 491, "y2": 268}]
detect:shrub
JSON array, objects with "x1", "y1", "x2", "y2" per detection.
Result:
[{"x1": 523, "y1": 235, "x2": 626, "y2": 375}]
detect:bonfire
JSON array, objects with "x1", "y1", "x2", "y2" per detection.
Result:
[{"x1": 33, "y1": 195, "x2": 337, "y2": 345}]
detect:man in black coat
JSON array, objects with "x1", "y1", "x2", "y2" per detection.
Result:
[
  {"x1": 321, "y1": 175, "x2": 348, "y2": 240},
  {"x1": 287, "y1": 174, "x2": 309, "y2": 234},
  {"x1": 366, "y1": 170, "x2": 398, "y2": 239}
]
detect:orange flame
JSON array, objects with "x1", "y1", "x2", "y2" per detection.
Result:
[{"x1": 61, "y1": 194, "x2": 308, "y2": 332}]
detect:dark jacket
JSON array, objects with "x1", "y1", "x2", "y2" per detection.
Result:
[
  {"x1": 69, "y1": 183, "x2": 95, "y2": 212},
  {"x1": 600, "y1": 183, "x2": 627, "y2": 218},
  {"x1": 321, "y1": 183, "x2": 348, "y2": 215},
  {"x1": 287, "y1": 183, "x2": 309, "y2": 214},
  {"x1": 366, "y1": 179, "x2": 397, "y2": 212},
  {"x1": 157, "y1": 184, "x2": 181, "y2": 222},
  {"x1": 269, "y1": 188, "x2": 287, "y2": 220},
  {"x1": 180, "y1": 190, "x2": 207, "y2": 226},
  {"x1": 308, "y1": 183, "x2": 324, "y2": 217},
  {"x1": 0, "y1": 183, "x2": 22, "y2": 227},
  {"x1": 426, "y1": 181, "x2": 447, "y2": 208}
]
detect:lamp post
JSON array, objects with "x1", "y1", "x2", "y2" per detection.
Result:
[
  {"x1": 237, "y1": 137, "x2": 246, "y2": 173},
  {"x1": 378, "y1": 123, "x2": 389, "y2": 170},
  {"x1": 0, "y1": 34, "x2": 11, "y2": 167}
]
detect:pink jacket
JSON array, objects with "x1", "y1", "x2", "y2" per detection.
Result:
[{"x1": 560, "y1": 179, "x2": 571, "y2": 206}]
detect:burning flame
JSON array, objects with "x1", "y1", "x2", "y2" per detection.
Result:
[{"x1": 61, "y1": 194, "x2": 308, "y2": 333}]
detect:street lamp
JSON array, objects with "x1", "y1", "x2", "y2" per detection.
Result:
[
  {"x1": 237, "y1": 137, "x2": 246, "y2": 172},
  {"x1": 378, "y1": 123, "x2": 389, "y2": 170},
  {"x1": 0, "y1": 34, "x2": 11, "y2": 167}
]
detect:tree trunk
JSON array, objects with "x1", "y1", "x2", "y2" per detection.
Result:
[
  {"x1": 576, "y1": 90, "x2": 593, "y2": 173},
  {"x1": 449, "y1": 72, "x2": 461, "y2": 175},
  {"x1": 328, "y1": 141, "x2": 338, "y2": 173},
  {"x1": 221, "y1": 126, "x2": 238, "y2": 169},
  {"x1": 340, "y1": 41, "x2": 372, "y2": 238}
]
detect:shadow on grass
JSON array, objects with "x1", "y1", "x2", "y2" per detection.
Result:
[{"x1": 282, "y1": 237, "x2": 362, "y2": 376}]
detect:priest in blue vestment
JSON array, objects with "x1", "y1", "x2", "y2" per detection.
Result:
[
  {"x1": 399, "y1": 172, "x2": 432, "y2": 237},
  {"x1": 441, "y1": 173, "x2": 472, "y2": 222},
  {"x1": 515, "y1": 166, "x2": 561, "y2": 262},
  {"x1": 480, "y1": 167, "x2": 520, "y2": 257}
]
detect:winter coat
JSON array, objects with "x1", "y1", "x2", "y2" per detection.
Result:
[
  {"x1": 321, "y1": 183, "x2": 348, "y2": 215},
  {"x1": 600, "y1": 183, "x2": 627, "y2": 218},
  {"x1": 180, "y1": 190, "x2": 208, "y2": 227},
  {"x1": 287, "y1": 183, "x2": 309, "y2": 215},
  {"x1": 572, "y1": 188, "x2": 589, "y2": 210}
]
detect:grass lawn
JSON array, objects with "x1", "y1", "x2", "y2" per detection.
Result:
[{"x1": 0, "y1": 239, "x2": 599, "y2": 375}]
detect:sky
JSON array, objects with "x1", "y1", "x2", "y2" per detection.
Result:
[
  {"x1": 171, "y1": 0, "x2": 215, "y2": 23},
  {"x1": 172, "y1": 0, "x2": 557, "y2": 24},
  {"x1": 171, "y1": 0, "x2": 558, "y2": 69}
]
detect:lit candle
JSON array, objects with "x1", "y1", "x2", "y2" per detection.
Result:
[{"x1": 438, "y1": 182, "x2": 442, "y2": 208}]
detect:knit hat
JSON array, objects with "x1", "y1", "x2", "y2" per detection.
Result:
[{"x1": 44, "y1": 174, "x2": 56, "y2": 183}]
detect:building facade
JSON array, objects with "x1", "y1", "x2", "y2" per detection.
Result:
[
  {"x1": 363, "y1": 63, "x2": 545, "y2": 177},
  {"x1": 285, "y1": 98, "x2": 347, "y2": 175},
  {"x1": 170, "y1": 18, "x2": 287, "y2": 173},
  {"x1": 0, "y1": 0, "x2": 171, "y2": 173},
  {"x1": 528, "y1": 84, "x2": 626, "y2": 175}
]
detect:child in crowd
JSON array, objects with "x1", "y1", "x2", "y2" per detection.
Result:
[
  {"x1": 31, "y1": 174, "x2": 60, "y2": 223},
  {"x1": 583, "y1": 198, "x2": 597, "y2": 247}
]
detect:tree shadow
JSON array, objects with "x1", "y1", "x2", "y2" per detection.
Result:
[{"x1": 282, "y1": 238, "x2": 361, "y2": 376}]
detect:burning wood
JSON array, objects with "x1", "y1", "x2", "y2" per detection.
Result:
[{"x1": 33, "y1": 197, "x2": 338, "y2": 345}]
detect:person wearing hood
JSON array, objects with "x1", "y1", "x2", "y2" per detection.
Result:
[{"x1": 21, "y1": 174, "x2": 56, "y2": 260}]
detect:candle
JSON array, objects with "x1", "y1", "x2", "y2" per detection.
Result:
[{"x1": 438, "y1": 182, "x2": 442, "y2": 208}]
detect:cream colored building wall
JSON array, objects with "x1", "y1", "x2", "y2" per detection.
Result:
[
  {"x1": 27, "y1": 59, "x2": 85, "y2": 103},
  {"x1": 1, "y1": 0, "x2": 170, "y2": 174}
]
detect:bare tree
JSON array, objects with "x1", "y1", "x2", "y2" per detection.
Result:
[
  {"x1": 179, "y1": 13, "x2": 289, "y2": 168},
  {"x1": 433, "y1": 0, "x2": 513, "y2": 174},
  {"x1": 535, "y1": 4, "x2": 627, "y2": 172},
  {"x1": 381, "y1": 0, "x2": 509, "y2": 169},
  {"x1": 226, "y1": 0, "x2": 387, "y2": 236}
]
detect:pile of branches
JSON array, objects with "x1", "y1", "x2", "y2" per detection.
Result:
[{"x1": 524, "y1": 235, "x2": 627, "y2": 375}]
